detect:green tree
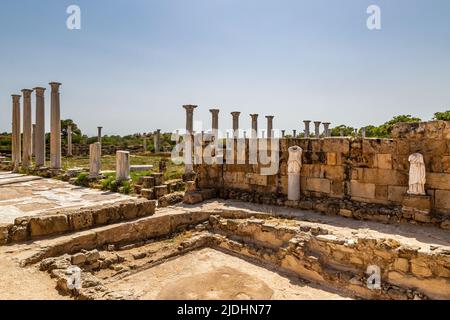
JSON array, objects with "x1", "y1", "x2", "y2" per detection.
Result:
[
  {"x1": 331, "y1": 125, "x2": 356, "y2": 137},
  {"x1": 61, "y1": 119, "x2": 82, "y2": 143},
  {"x1": 376, "y1": 114, "x2": 421, "y2": 138},
  {"x1": 433, "y1": 110, "x2": 450, "y2": 121}
]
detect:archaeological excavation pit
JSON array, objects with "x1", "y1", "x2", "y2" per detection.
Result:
[{"x1": 3, "y1": 198, "x2": 448, "y2": 300}]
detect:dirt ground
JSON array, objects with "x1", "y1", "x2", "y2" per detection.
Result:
[{"x1": 106, "y1": 248, "x2": 351, "y2": 300}]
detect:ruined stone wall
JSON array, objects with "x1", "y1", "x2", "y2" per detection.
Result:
[{"x1": 195, "y1": 121, "x2": 450, "y2": 220}]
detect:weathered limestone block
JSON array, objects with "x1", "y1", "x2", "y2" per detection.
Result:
[
  {"x1": 158, "y1": 192, "x2": 184, "y2": 207},
  {"x1": 152, "y1": 173, "x2": 164, "y2": 186},
  {"x1": 387, "y1": 185, "x2": 408, "y2": 203},
  {"x1": 362, "y1": 168, "x2": 408, "y2": 186},
  {"x1": 29, "y1": 215, "x2": 69, "y2": 237},
  {"x1": 426, "y1": 173, "x2": 450, "y2": 190},
  {"x1": 69, "y1": 210, "x2": 94, "y2": 231},
  {"x1": 141, "y1": 188, "x2": 155, "y2": 200},
  {"x1": 375, "y1": 153, "x2": 392, "y2": 169},
  {"x1": 245, "y1": 173, "x2": 268, "y2": 186},
  {"x1": 435, "y1": 190, "x2": 450, "y2": 214},
  {"x1": 142, "y1": 176, "x2": 155, "y2": 188},
  {"x1": 350, "y1": 180, "x2": 375, "y2": 199},
  {"x1": 154, "y1": 185, "x2": 169, "y2": 198},
  {"x1": 306, "y1": 178, "x2": 331, "y2": 194}
]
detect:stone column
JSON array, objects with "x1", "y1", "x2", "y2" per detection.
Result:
[
  {"x1": 21, "y1": 89, "x2": 33, "y2": 168},
  {"x1": 116, "y1": 150, "x2": 130, "y2": 182},
  {"x1": 293, "y1": 130, "x2": 296, "y2": 138},
  {"x1": 314, "y1": 121, "x2": 321, "y2": 138},
  {"x1": 97, "y1": 126, "x2": 103, "y2": 143},
  {"x1": 340, "y1": 129, "x2": 344, "y2": 137},
  {"x1": 323, "y1": 122, "x2": 331, "y2": 137},
  {"x1": 231, "y1": 112, "x2": 240, "y2": 138},
  {"x1": 143, "y1": 137, "x2": 147, "y2": 152},
  {"x1": 67, "y1": 125, "x2": 73, "y2": 157},
  {"x1": 281, "y1": 130, "x2": 285, "y2": 138},
  {"x1": 266, "y1": 116, "x2": 274, "y2": 138},
  {"x1": 361, "y1": 127, "x2": 366, "y2": 138},
  {"x1": 183, "y1": 105, "x2": 197, "y2": 173},
  {"x1": 11, "y1": 95, "x2": 21, "y2": 172},
  {"x1": 287, "y1": 146, "x2": 303, "y2": 201},
  {"x1": 209, "y1": 109, "x2": 219, "y2": 138},
  {"x1": 89, "y1": 142, "x2": 101, "y2": 178},
  {"x1": 303, "y1": 120, "x2": 311, "y2": 138},
  {"x1": 49, "y1": 82, "x2": 62, "y2": 170},
  {"x1": 250, "y1": 114, "x2": 258, "y2": 138},
  {"x1": 183, "y1": 105, "x2": 197, "y2": 134},
  {"x1": 154, "y1": 129, "x2": 161, "y2": 153},
  {"x1": 32, "y1": 124, "x2": 36, "y2": 157},
  {"x1": 34, "y1": 87, "x2": 46, "y2": 167}
]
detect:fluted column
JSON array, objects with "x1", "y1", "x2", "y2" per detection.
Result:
[
  {"x1": 293, "y1": 130, "x2": 296, "y2": 138},
  {"x1": 314, "y1": 121, "x2": 321, "y2": 138},
  {"x1": 21, "y1": 89, "x2": 33, "y2": 168},
  {"x1": 67, "y1": 125, "x2": 73, "y2": 157},
  {"x1": 49, "y1": 82, "x2": 61, "y2": 170},
  {"x1": 231, "y1": 112, "x2": 240, "y2": 138},
  {"x1": 11, "y1": 95, "x2": 21, "y2": 172},
  {"x1": 303, "y1": 120, "x2": 311, "y2": 138},
  {"x1": 97, "y1": 126, "x2": 103, "y2": 143},
  {"x1": 34, "y1": 87, "x2": 46, "y2": 167},
  {"x1": 266, "y1": 115, "x2": 274, "y2": 138}
]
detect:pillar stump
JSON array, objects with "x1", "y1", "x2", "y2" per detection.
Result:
[
  {"x1": 116, "y1": 150, "x2": 130, "y2": 182},
  {"x1": 89, "y1": 142, "x2": 101, "y2": 178}
]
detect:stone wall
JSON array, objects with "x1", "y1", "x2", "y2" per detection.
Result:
[{"x1": 195, "y1": 121, "x2": 450, "y2": 226}]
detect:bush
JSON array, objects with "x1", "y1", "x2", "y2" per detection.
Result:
[{"x1": 75, "y1": 172, "x2": 90, "y2": 187}]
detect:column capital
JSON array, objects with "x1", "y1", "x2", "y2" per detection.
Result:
[
  {"x1": 21, "y1": 89, "x2": 33, "y2": 97},
  {"x1": 303, "y1": 120, "x2": 311, "y2": 123},
  {"x1": 11, "y1": 94, "x2": 21, "y2": 102},
  {"x1": 183, "y1": 104, "x2": 197, "y2": 112},
  {"x1": 97, "y1": 126, "x2": 103, "y2": 129},
  {"x1": 250, "y1": 114, "x2": 259, "y2": 119},
  {"x1": 33, "y1": 87, "x2": 46, "y2": 95},
  {"x1": 209, "y1": 108, "x2": 220, "y2": 115},
  {"x1": 265, "y1": 115, "x2": 274, "y2": 120},
  {"x1": 49, "y1": 82, "x2": 62, "y2": 91},
  {"x1": 231, "y1": 111, "x2": 241, "y2": 117},
  {"x1": 155, "y1": 129, "x2": 161, "y2": 133},
  {"x1": 314, "y1": 121, "x2": 321, "y2": 125},
  {"x1": 323, "y1": 122, "x2": 331, "y2": 126}
]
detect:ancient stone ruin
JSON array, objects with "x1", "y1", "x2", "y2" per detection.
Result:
[{"x1": 0, "y1": 100, "x2": 449, "y2": 301}]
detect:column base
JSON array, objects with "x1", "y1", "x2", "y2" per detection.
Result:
[{"x1": 402, "y1": 194, "x2": 432, "y2": 223}]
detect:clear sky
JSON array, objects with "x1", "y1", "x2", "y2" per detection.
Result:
[{"x1": 0, "y1": 0, "x2": 449, "y2": 136}]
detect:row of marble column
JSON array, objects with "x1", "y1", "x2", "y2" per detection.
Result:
[
  {"x1": 11, "y1": 82, "x2": 62, "y2": 172},
  {"x1": 182, "y1": 105, "x2": 333, "y2": 139}
]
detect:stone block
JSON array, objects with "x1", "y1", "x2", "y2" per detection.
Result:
[
  {"x1": 29, "y1": 215, "x2": 70, "y2": 237},
  {"x1": 392, "y1": 258, "x2": 409, "y2": 273},
  {"x1": 183, "y1": 192, "x2": 203, "y2": 204},
  {"x1": 339, "y1": 209, "x2": 353, "y2": 218},
  {"x1": 141, "y1": 188, "x2": 155, "y2": 200},
  {"x1": 69, "y1": 210, "x2": 94, "y2": 231},
  {"x1": 246, "y1": 173, "x2": 268, "y2": 186},
  {"x1": 306, "y1": 178, "x2": 331, "y2": 194},
  {"x1": 426, "y1": 173, "x2": 450, "y2": 190},
  {"x1": 152, "y1": 173, "x2": 164, "y2": 186},
  {"x1": 387, "y1": 185, "x2": 408, "y2": 203},
  {"x1": 402, "y1": 194, "x2": 431, "y2": 212},
  {"x1": 443, "y1": 156, "x2": 450, "y2": 173},
  {"x1": 326, "y1": 153, "x2": 337, "y2": 165},
  {"x1": 154, "y1": 185, "x2": 169, "y2": 198},
  {"x1": 350, "y1": 180, "x2": 375, "y2": 199},
  {"x1": 435, "y1": 190, "x2": 450, "y2": 213},
  {"x1": 375, "y1": 153, "x2": 392, "y2": 169},
  {"x1": 375, "y1": 185, "x2": 388, "y2": 200},
  {"x1": 362, "y1": 168, "x2": 407, "y2": 185},
  {"x1": 142, "y1": 176, "x2": 155, "y2": 188}
]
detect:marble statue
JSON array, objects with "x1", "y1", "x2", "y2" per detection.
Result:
[
  {"x1": 287, "y1": 146, "x2": 303, "y2": 201},
  {"x1": 407, "y1": 153, "x2": 426, "y2": 195}
]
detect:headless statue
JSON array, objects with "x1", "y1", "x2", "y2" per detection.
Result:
[{"x1": 407, "y1": 153, "x2": 426, "y2": 195}]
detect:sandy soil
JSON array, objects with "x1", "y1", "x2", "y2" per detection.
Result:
[{"x1": 107, "y1": 248, "x2": 351, "y2": 300}]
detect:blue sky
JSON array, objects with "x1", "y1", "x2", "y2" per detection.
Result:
[{"x1": 1, "y1": 0, "x2": 449, "y2": 135}]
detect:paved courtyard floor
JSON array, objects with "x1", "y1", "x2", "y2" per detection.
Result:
[{"x1": 0, "y1": 171, "x2": 134, "y2": 224}]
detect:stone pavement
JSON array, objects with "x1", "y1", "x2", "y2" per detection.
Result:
[{"x1": 0, "y1": 171, "x2": 134, "y2": 224}]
